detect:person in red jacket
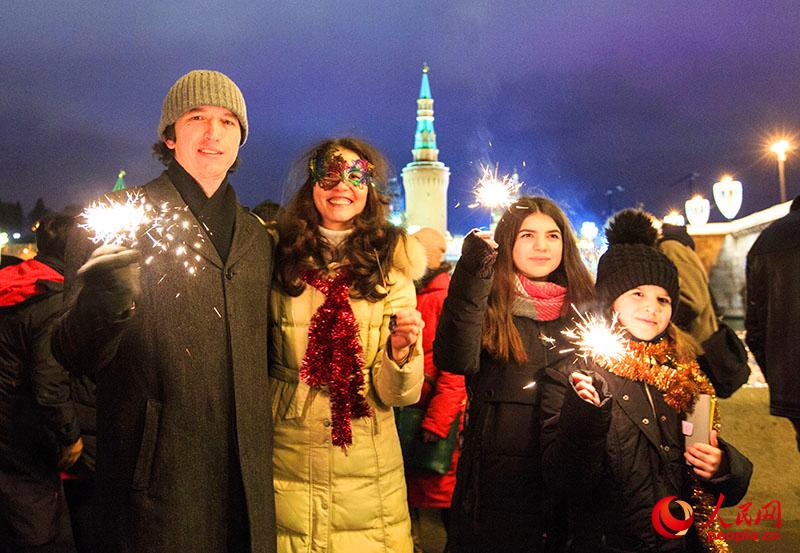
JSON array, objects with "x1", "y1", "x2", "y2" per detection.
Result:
[
  {"x1": 1, "y1": 213, "x2": 83, "y2": 551},
  {"x1": 406, "y1": 228, "x2": 466, "y2": 552}
]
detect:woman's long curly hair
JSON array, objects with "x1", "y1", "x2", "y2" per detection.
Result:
[
  {"x1": 483, "y1": 196, "x2": 596, "y2": 364},
  {"x1": 274, "y1": 137, "x2": 404, "y2": 302}
]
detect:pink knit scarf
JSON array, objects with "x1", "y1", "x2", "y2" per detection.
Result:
[{"x1": 515, "y1": 274, "x2": 567, "y2": 321}]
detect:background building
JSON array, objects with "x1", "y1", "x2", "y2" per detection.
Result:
[{"x1": 402, "y1": 64, "x2": 450, "y2": 235}]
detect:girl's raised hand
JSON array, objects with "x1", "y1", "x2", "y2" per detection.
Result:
[
  {"x1": 571, "y1": 371, "x2": 601, "y2": 406},
  {"x1": 685, "y1": 430, "x2": 724, "y2": 479},
  {"x1": 473, "y1": 229, "x2": 499, "y2": 250},
  {"x1": 389, "y1": 308, "x2": 425, "y2": 363}
]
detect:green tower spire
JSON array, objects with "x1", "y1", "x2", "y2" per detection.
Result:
[
  {"x1": 412, "y1": 63, "x2": 439, "y2": 161},
  {"x1": 113, "y1": 169, "x2": 126, "y2": 191},
  {"x1": 419, "y1": 63, "x2": 432, "y2": 99}
]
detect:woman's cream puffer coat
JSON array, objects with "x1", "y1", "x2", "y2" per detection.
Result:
[{"x1": 269, "y1": 236, "x2": 426, "y2": 552}]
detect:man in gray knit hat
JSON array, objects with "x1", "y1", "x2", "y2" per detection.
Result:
[{"x1": 53, "y1": 70, "x2": 276, "y2": 552}]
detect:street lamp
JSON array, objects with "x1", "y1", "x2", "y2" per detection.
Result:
[
  {"x1": 685, "y1": 195, "x2": 710, "y2": 226},
  {"x1": 578, "y1": 222, "x2": 600, "y2": 272},
  {"x1": 663, "y1": 211, "x2": 686, "y2": 227},
  {"x1": 0, "y1": 232, "x2": 8, "y2": 263},
  {"x1": 580, "y1": 222, "x2": 599, "y2": 242},
  {"x1": 712, "y1": 175, "x2": 743, "y2": 220},
  {"x1": 770, "y1": 139, "x2": 791, "y2": 203}
]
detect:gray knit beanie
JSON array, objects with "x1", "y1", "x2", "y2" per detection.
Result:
[{"x1": 157, "y1": 70, "x2": 248, "y2": 144}]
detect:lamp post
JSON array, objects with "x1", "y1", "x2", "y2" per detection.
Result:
[{"x1": 770, "y1": 139, "x2": 791, "y2": 203}]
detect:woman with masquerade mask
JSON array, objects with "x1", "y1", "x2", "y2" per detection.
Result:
[
  {"x1": 270, "y1": 137, "x2": 426, "y2": 552},
  {"x1": 433, "y1": 196, "x2": 596, "y2": 552}
]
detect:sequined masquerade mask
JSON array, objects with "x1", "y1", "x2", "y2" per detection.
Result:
[{"x1": 309, "y1": 149, "x2": 375, "y2": 190}]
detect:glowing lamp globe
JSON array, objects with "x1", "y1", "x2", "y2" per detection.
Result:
[
  {"x1": 580, "y1": 222, "x2": 599, "y2": 241},
  {"x1": 685, "y1": 195, "x2": 710, "y2": 226},
  {"x1": 712, "y1": 176, "x2": 742, "y2": 220},
  {"x1": 663, "y1": 211, "x2": 686, "y2": 227}
]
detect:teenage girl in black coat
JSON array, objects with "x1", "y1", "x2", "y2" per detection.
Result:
[{"x1": 434, "y1": 196, "x2": 595, "y2": 552}]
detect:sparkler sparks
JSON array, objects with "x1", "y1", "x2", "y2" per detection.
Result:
[
  {"x1": 539, "y1": 333, "x2": 557, "y2": 349},
  {"x1": 80, "y1": 192, "x2": 151, "y2": 246},
  {"x1": 469, "y1": 163, "x2": 522, "y2": 210},
  {"x1": 80, "y1": 193, "x2": 207, "y2": 276},
  {"x1": 561, "y1": 307, "x2": 628, "y2": 366}
]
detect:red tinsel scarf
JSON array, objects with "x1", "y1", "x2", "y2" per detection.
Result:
[{"x1": 300, "y1": 268, "x2": 372, "y2": 449}]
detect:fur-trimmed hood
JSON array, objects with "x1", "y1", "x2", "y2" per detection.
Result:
[{"x1": 392, "y1": 234, "x2": 428, "y2": 282}]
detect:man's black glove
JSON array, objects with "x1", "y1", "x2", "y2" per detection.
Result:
[{"x1": 77, "y1": 244, "x2": 141, "y2": 319}]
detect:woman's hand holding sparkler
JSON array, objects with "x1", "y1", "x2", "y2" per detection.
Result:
[
  {"x1": 78, "y1": 244, "x2": 141, "y2": 318},
  {"x1": 685, "y1": 430, "x2": 724, "y2": 480},
  {"x1": 571, "y1": 371, "x2": 601, "y2": 406},
  {"x1": 388, "y1": 308, "x2": 425, "y2": 365}
]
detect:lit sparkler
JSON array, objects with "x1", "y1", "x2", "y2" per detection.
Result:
[
  {"x1": 80, "y1": 192, "x2": 151, "y2": 246},
  {"x1": 468, "y1": 163, "x2": 522, "y2": 211},
  {"x1": 81, "y1": 194, "x2": 207, "y2": 276},
  {"x1": 560, "y1": 307, "x2": 628, "y2": 366}
]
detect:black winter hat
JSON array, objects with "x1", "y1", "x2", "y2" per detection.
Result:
[{"x1": 596, "y1": 210, "x2": 679, "y2": 314}]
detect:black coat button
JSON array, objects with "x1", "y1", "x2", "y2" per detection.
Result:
[{"x1": 225, "y1": 268, "x2": 235, "y2": 280}]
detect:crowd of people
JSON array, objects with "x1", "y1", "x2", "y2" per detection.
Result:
[{"x1": 8, "y1": 66, "x2": 800, "y2": 552}]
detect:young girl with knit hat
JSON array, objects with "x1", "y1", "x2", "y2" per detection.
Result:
[
  {"x1": 540, "y1": 209, "x2": 753, "y2": 553},
  {"x1": 433, "y1": 196, "x2": 595, "y2": 552}
]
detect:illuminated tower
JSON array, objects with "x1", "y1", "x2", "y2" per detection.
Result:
[
  {"x1": 113, "y1": 169, "x2": 126, "y2": 191},
  {"x1": 401, "y1": 64, "x2": 450, "y2": 234}
]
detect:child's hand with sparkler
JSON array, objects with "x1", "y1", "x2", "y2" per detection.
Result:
[
  {"x1": 388, "y1": 308, "x2": 425, "y2": 365},
  {"x1": 77, "y1": 244, "x2": 142, "y2": 318}
]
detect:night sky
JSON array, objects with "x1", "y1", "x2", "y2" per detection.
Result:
[{"x1": 3, "y1": 1, "x2": 800, "y2": 234}]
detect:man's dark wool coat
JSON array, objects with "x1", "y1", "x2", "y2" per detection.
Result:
[{"x1": 53, "y1": 173, "x2": 277, "y2": 553}]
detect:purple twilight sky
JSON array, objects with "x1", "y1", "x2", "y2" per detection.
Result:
[{"x1": 2, "y1": 1, "x2": 799, "y2": 234}]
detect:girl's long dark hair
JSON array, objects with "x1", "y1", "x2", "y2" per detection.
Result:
[
  {"x1": 483, "y1": 196, "x2": 596, "y2": 364},
  {"x1": 274, "y1": 137, "x2": 404, "y2": 302}
]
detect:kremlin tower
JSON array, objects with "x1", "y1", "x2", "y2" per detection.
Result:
[{"x1": 401, "y1": 64, "x2": 450, "y2": 235}]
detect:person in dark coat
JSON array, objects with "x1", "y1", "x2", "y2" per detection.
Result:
[
  {"x1": 540, "y1": 210, "x2": 752, "y2": 553},
  {"x1": 61, "y1": 373, "x2": 96, "y2": 553},
  {"x1": 745, "y1": 195, "x2": 800, "y2": 450},
  {"x1": 51, "y1": 70, "x2": 276, "y2": 553},
  {"x1": 658, "y1": 223, "x2": 718, "y2": 345},
  {"x1": 433, "y1": 196, "x2": 595, "y2": 552},
  {"x1": 1, "y1": 213, "x2": 83, "y2": 551}
]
